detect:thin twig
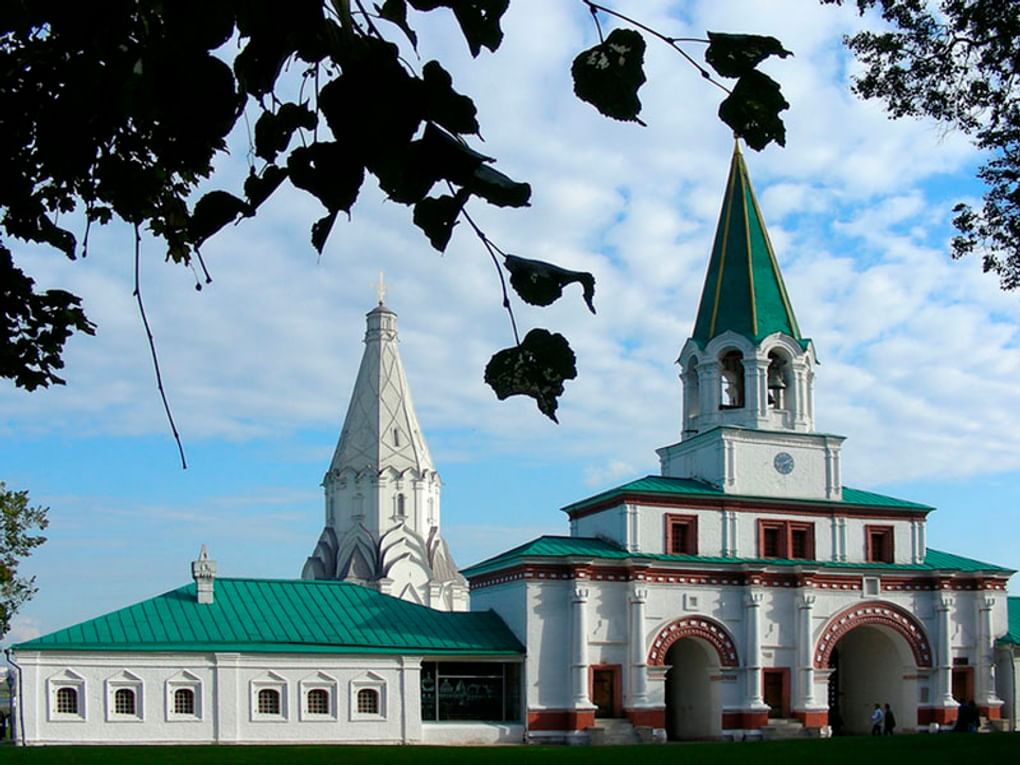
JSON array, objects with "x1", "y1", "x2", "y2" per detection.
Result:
[
  {"x1": 456, "y1": 198, "x2": 521, "y2": 346},
  {"x1": 588, "y1": 2, "x2": 604, "y2": 43},
  {"x1": 352, "y1": 0, "x2": 386, "y2": 40},
  {"x1": 582, "y1": 0, "x2": 731, "y2": 94},
  {"x1": 133, "y1": 225, "x2": 188, "y2": 470}
]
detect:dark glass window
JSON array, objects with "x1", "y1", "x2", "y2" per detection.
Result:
[
  {"x1": 421, "y1": 662, "x2": 521, "y2": 722},
  {"x1": 174, "y1": 688, "x2": 195, "y2": 715},
  {"x1": 867, "y1": 527, "x2": 894, "y2": 563},
  {"x1": 357, "y1": 688, "x2": 379, "y2": 714},
  {"x1": 307, "y1": 688, "x2": 329, "y2": 715},
  {"x1": 791, "y1": 528, "x2": 808, "y2": 559},
  {"x1": 56, "y1": 687, "x2": 78, "y2": 714},
  {"x1": 114, "y1": 688, "x2": 136, "y2": 715},
  {"x1": 763, "y1": 526, "x2": 781, "y2": 557},
  {"x1": 257, "y1": 688, "x2": 281, "y2": 715}
]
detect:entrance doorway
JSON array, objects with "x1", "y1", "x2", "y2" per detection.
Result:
[
  {"x1": 664, "y1": 638, "x2": 721, "y2": 739},
  {"x1": 763, "y1": 668, "x2": 789, "y2": 718},
  {"x1": 826, "y1": 625, "x2": 915, "y2": 734},
  {"x1": 590, "y1": 666, "x2": 620, "y2": 718},
  {"x1": 951, "y1": 665, "x2": 974, "y2": 705}
]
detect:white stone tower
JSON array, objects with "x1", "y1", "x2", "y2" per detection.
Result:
[
  {"x1": 302, "y1": 300, "x2": 469, "y2": 611},
  {"x1": 658, "y1": 143, "x2": 844, "y2": 500}
]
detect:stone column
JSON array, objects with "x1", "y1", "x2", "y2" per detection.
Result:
[
  {"x1": 744, "y1": 357, "x2": 768, "y2": 420},
  {"x1": 745, "y1": 591, "x2": 764, "y2": 707},
  {"x1": 572, "y1": 585, "x2": 591, "y2": 707},
  {"x1": 699, "y1": 362, "x2": 721, "y2": 419},
  {"x1": 936, "y1": 593, "x2": 955, "y2": 706},
  {"x1": 797, "y1": 594, "x2": 816, "y2": 708},
  {"x1": 629, "y1": 586, "x2": 649, "y2": 707},
  {"x1": 977, "y1": 595, "x2": 1000, "y2": 707}
]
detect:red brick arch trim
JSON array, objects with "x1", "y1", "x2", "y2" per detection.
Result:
[
  {"x1": 647, "y1": 616, "x2": 739, "y2": 667},
  {"x1": 813, "y1": 601, "x2": 933, "y2": 669}
]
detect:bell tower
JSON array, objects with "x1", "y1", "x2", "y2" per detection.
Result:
[
  {"x1": 301, "y1": 298, "x2": 469, "y2": 611},
  {"x1": 658, "y1": 143, "x2": 844, "y2": 500}
]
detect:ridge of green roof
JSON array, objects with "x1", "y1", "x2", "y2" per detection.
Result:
[
  {"x1": 13, "y1": 578, "x2": 523, "y2": 655},
  {"x1": 692, "y1": 142, "x2": 801, "y2": 346},
  {"x1": 561, "y1": 474, "x2": 933, "y2": 514},
  {"x1": 460, "y1": 535, "x2": 1010, "y2": 578},
  {"x1": 1001, "y1": 597, "x2": 1020, "y2": 646}
]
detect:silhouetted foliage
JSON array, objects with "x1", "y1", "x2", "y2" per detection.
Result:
[{"x1": 0, "y1": 481, "x2": 49, "y2": 638}]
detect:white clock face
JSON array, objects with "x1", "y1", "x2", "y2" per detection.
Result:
[{"x1": 774, "y1": 452, "x2": 795, "y2": 475}]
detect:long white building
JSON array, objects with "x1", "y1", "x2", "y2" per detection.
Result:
[{"x1": 10, "y1": 144, "x2": 1016, "y2": 744}]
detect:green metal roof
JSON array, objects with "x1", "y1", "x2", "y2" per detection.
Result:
[
  {"x1": 13, "y1": 578, "x2": 523, "y2": 655},
  {"x1": 692, "y1": 142, "x2": 802, "y2": 346},
  {"x1": 460, "y1": 535, "x2": 1012, "y2": 578},
  {"x1": 561, "y1": 474, "x2": 933, "y2": 515},
  {"x1": 1001, "y1": 597, "x2": 1020, "y2": 646}
]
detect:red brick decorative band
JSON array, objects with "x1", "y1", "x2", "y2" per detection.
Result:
[
  {"x1": 813, "y1": 601, "x2": 932, "y2": 669},
  {"x1": 647, "y1": 616, "x2": 739, "y2": 667}
]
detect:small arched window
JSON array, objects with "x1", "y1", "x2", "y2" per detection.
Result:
[
  {"x1": 719, "y1": 350, "x2": 745, "y2": 409},
  {"x1": 393, "y1": 428, "x2": 401, "y2": 447},
  {"x1": 114, "y1": 688, "x2": 135, "y2": 715},
  {"x1": 173, "y1": 688, "x2": 195, "y2": 715},
  {"x1": 357, "y1": 688, "x2": 379, "y2": 715},
  {"x1": 396, "y1": 493, "x2": 406, "y2": 517},
  {"x1": 257, "y1": 688, "x2": 281, "y2": 715},
  {"x1": 306, "y1": 688, "x2": 330, "y2": 715},
  {"x1": 56, "y1": 687, "x2": 78, "y2": 714}
]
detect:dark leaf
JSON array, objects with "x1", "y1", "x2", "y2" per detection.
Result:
[
  {"x1": 234, "y1": 37, "x2": 293, "y2": 98},
  {"x1": 254, "y1": 103, "x2": 317, "y2": 162},
  {"x1": 318, "y1": 38, "x2": 423, "y2": 164},
  {"x1": 189, "y1": 191, "x2": 253, "y2": 245},
  {"x1": 467, "y1": 163, "x2": 531, "y2": 208},
  {"x1": 418, "y1": 123, "x2": 492, "y2": 184},
  {"x1": 571, "y1": 28, "x2": 647, "y2": 124},
  {"x1": 370, "y1": 140, "x2": 440, "y2": 205},
  {"x1": 422, "y1": 60, "x2": 479, "y2": 135},
  {"x1": 244, "y1": 165, "x2": 289, "y2": 211},
  {"x1": 484, "y1": 328, "x2": 577, "y2": 422},
  {"x1": 718, "y1": 70, "x2": 789, "y2": 150},
  {"x1": 504, "y1": 255, "x2": 595, "y2": 313},
  {"x1": 377, "y1": 0, "x2": 418, "y2": 49},
  {"x1": 311, "y1": 211, "x2": 339, "y2": 254},
  {"x1": 705, "y1": 32, "x2": 793, "y2": 79},
  {"x1": 413, "y1": 189, "x2": 470, "y2": 251},
  {"x1": 287, "y1": 142, "x2": 365, "y2": 213}
]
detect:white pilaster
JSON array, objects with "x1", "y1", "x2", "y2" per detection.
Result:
[
  {"x1": 936, "y1": 593, "x2": 956, "y2": 706},
  {"x1": 572, "y1": 585, "x2": 591, "y2": 707},
  {"x1": 629, "y1": 586, "x2": 649, "y2": 707},
  {"x1": 796, "y1": 593, "x2": 816, "y2": 709},
  {"x1": 745, "y1": 591, "x2": 764, "y2": 707}
]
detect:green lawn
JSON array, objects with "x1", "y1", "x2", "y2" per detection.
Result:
[{"x1": 0, "y1": 735, "x2": 1015, "y2": 765}]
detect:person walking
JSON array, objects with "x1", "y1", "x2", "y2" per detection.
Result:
[
  {"x1": 870, "y1": 703, "x2": 884, "y2": 735},
  {"x1": 883, "y1": 704, "x2": 896, "y2": 735}
]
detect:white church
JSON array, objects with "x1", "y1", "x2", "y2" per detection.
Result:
[{"x1": 10, "y1": 145, "x2": 1020, "y2": 745}]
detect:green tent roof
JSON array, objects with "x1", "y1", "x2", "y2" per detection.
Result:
[
  {"x1": 1001, "y1": 597, "x2": 1020, "y2": 646},
  {"x1": 561, "y1": 474, "x2": 933, "y2": 515},
  {"x1": 460, "y1": 535, "x2": 1011, "y2": 579},
  {"x1": 13, "y1": 578, "x2": 523, "y2": 655},
  {"x1": 692, "y1": 142, "x2": 802, "y2": 346}
]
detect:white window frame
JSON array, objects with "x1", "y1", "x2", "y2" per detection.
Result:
[
  {"x1": 299, "y1": 672, "x2": 338, "y2": 722},
  {"x1": 349, "y1": 672, "x2": 387, "y2": 722},
  {"x1": 165, "y1": 670, "x2": 203, "y2": 722},
  {"x1": 47, "y1": 669, "x2": 86, "y2": 722},
  {"x1": 250, "y1": 671, "x2": 288, "y2": 722},
  {"x1": 105, "y1": 670, "x2": 144, "y2": 722},
  {"x1": 862, "y1": 576, "x2": 881, "y2": 598}
]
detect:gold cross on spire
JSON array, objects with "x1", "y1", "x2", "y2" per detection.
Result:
[{"x1": 375, "y1": 271, "x2": 386, "y2": 305}]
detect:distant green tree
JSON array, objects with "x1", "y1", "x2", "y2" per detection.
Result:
[
  {"x1": 0, "y1": 481, "x2": 48, "y2": 639},
  {"x1": 825, "y1": 0, "x2": 1020, "y2": 287}
]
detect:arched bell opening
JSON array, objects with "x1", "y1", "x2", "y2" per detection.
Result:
[
  {"x1": 766, "y1": 349, "x2": 793, "y2": 412},
  {"x1": 682, "y1": 357, "x2": 701, "y2": 434},
  {"x1": 664, "y1": 637, "x2": 722, "y2": 740},
  {"x1": 719, "y1": 350, "x2": 745, "y2": 409}
]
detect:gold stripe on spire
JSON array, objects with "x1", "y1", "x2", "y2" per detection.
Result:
[
  {"x1": 738, "y1": 154, "x2": 758, "y2": 337},
  {"x1": 708, "y1": 151, "x2": 740, "y2": 337}
]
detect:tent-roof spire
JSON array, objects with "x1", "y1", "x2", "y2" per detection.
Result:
[{"x1": 691, "y1": 143, "x2": 801, "y2": 346}]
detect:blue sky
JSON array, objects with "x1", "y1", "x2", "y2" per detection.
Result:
[{"x1": 3, "y1": 0, "x2": 1019, "y2": 643}]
